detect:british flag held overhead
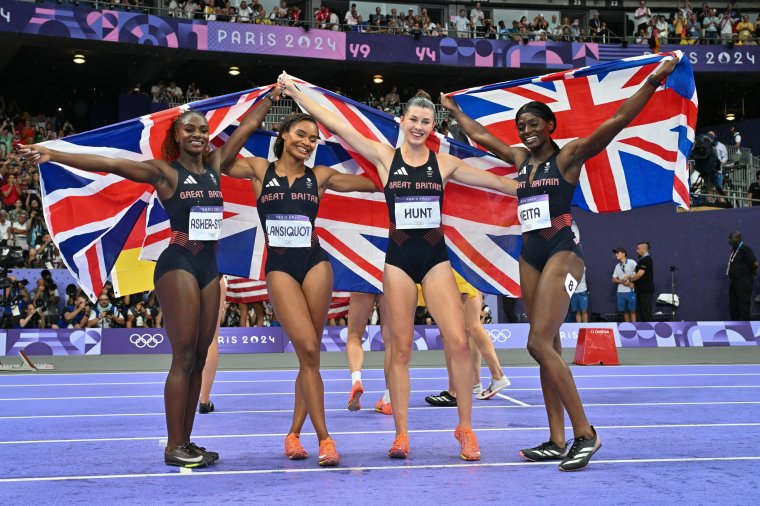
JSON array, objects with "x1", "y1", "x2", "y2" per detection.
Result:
[
  {"x1": 290, "y1": 79, "x2": 523, "y2": 297},
  {"x1": 446, "y1": 51, "x2": 697, "y2": 213},
  {"x1": 39, "y1": 86, "x2": 273, "y2": 300}
]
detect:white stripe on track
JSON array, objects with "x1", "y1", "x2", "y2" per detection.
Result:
[
  {"x1": 493, "y1": 393, "x2": 531, "y2": 407},
  {"x1": 1, "y1": 455, "x2": 759, "y2": 483},
  {"x1": 0, "y1": 363, "x2": 756, "y2": 378},
  {"x1": 1, "y1": 400, "x2": 760, "y2": 421},
  {"x1": 2, "y1": 384, "x2": 758, "y2": 402},
  {"x1": 1, "y1": 422, "x2": 758, "y2": 445},
  {"x1": 4, "y1": 372, "x2": 759, "y2": 388}
]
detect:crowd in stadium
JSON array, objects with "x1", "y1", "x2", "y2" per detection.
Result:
[{"x1": 44, "y1": 0, "x2": 760, "y2": 44}]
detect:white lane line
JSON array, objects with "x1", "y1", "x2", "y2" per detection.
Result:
[
  {"x1": 2, "y1": 400, "x2": 760, "y2": 421},
  {"x1": 2, "y1": 422, "x2": 758, "y2": 445},
  {"x1": 4, "y1": 372, "x2": 760, "y2": 388},
  {"x1": 1, "y1": 455, "x2": 759, "y2": 483},
  {"x1": 2, "y1": 385, "x2": 758, "y2": 402},
  {"x1": 1, "y1": 363, "x2": 756, "y2": 378},
  {"x1": 493, "y1": 393, "x2": 531, "y2": 407}
]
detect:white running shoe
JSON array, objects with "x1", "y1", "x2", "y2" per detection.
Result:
[
  {"x1": 472, "y1": 383, "x2": 483, "y2": 395},
  {"x1": 476, "y1": 375, "x2": 511, "y2": 400}
]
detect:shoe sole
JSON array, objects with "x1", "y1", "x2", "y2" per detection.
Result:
[
  {"x1": 348, "y1": 389, "x2": 363, "y2": 411},
  {"x1": 558, "y1": 443, "x2": 602, "y2": 472},
  {"x1": 165, "y1": 459, "x2": 210, "y2": 468},
  {"x1": 518, "y1": 450, "x2": 564, "y2": 462},
  {"x1": 476, "y1": 380, "x2": 511, "y2": 400}
]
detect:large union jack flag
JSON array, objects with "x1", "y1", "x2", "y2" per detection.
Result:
[
  {"x1": 447, "y1": 51, "x2": 697, "y2": 212},
  {"x1": 39, "y1": 87, "x2": 272, "y2": 300}
]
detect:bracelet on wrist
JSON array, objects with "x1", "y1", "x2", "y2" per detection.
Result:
[{"x1": 647, "y1": 76, "x2": 663, "y2": 88}]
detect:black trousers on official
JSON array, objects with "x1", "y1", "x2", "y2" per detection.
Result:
[
  {"x1": 729, "y1": 276, "x2": 754, "y2": 321},
  {"x1": 636, "y1": 292, "x2": 654, "y2": 322}
]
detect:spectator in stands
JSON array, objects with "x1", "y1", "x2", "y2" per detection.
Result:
[
  {"x1": 127, "y1": 298, "x2": 152, "y2": 328},
  {"x1": 384, "y1": 86, "x2": 400, "y2": 112},
  {"x1": 656, "y1": 15, "x2": 669, "y2": 44},
  {"x1": 387, "y1": 8, "x2": 401, "y2": 27},
  {"x1": 589, "y1": 12, "x2": 603, "y2": 41},
  {"x1": 686, "y1": 12, "x2": 701, "y2": 43},
  {"x1": 353, "y1": 14, "x2": 367, "y2": 32},
  {"x1": 636, "y1": 27, "x2": 649, "y2": 44},
  {"x1": 729, "y1": 125, "x2": 741, "y2": 147},
  {"x1": 625, "y1": 242, "x2": 654, "y2": 322},
  {"x1": 2, "y1": 174, "x2": 22, "y2": 211},
  {"x1": 369, "y1": 6, "x2": 384, "y2": 26},
  {"x1": 679, "y1": 1, "x2": 693, "y2": 18},
  {"x1": 0, "y1": 123, "x2": 13, "y2": 159},
  {"x1": 0, "y1": 209, "x2": 9, "y2": 240},
  {"x1": 455, "y1": 9, "x2": 470, "y2": 38},
  {"x1": 634, "y1": 0, "x2": 652, "y2": 33},
  {"x1": 719, "y1": 10, "x2": 735, "y2": 45},
  {"x1": 470, "y1": 2, "x2": 485, "y2": 37},
  {"x1": 736, "y1": 15, "x2": 754, "y2": 44},
  {"x1": 569, "y1": 18, "x2": 581, "y2": 41},
  {"x1": 9, "y1": 210, "x2": 28, "y2": 251},
  {"x1": 483, "y1": 18, "x2": 497, "y2": 39},
  {"x1": 184, "y1": 0, "x2": 200, "y2": 20},
  {"x1": 748, "y1": 171, "x2": 760, "y2": 206},
  {"x1": 612, "y1": 247, "x2": 638, "y2": 322},
  {"x1": 344, "y1": 6, "x2": 358, "y2": 27},
  {"x1": 315, "y1": 4, "x2": 330, "y2": 29},
  {"x1": 703, "y1": 8, "x2": 720, "y2": 43},
  {"x1": 328, "y1": 9, "x2": 340, "y2": 31},
  {"x1": 709, "y1": 130, "x2": 728, "y2": 202},
  {"x1": 727, "y1": 231, "x2": 758, "y2": 320},
  {"x1": 237, "y1": 1, "x2": 252, "y2": 22}
]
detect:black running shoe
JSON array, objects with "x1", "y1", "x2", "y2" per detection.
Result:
[
  {"x1": 559, "y1": 427, "x2": 601, "y2": 472},
  {"x1": 199, "y1": 401, "x2": 215, "y2": 414},
  {"x1": 519, "y1": 440, "x2": 568, "y2": 462},
  {"x1": 165, "y1": 442, "x2": 212, "y2": 468},
  {"x1": 424, "y1": 391, "x2": 457, "y2": 407},
  {"x1": 187, "y1": 442, "x2": 219, "y2": 463}
]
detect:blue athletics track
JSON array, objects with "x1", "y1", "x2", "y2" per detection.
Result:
[{"x1": 1, "y1": 360, "x2": 759, "y2": 505}]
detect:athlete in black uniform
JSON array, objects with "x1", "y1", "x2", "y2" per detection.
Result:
[
  {"x1": 226, "y1": 112, "x2": 379, "y2": 466},
  {"x1": 441, "y1": 56, "x2": 679, "y2": 471},
  {"x1": 280, "y1": 73, "x2": 516, "y2": 462},
  {"x1": 21, "y1": 96, "x2": 275, "y2": 468}
]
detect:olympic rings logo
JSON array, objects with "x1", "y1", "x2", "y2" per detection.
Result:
[
  {"x1": 129, "y1": 333, "x2": 164, "y2": 349},
  {"x1": 489, "y1": 329, "x2": 512, "y2": 343}
]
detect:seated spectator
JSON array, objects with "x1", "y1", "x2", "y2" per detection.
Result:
[
  {"x1": 237, "y1": 0, "x2": 253, "y2": 22},
  {"x1": 369, "y1": 6, "x2": 385, "y2": 26},
  {"x1": 636, "y1": 27, "x2": 649, "y2": 44},
  {"x1": 352, "y1": 14, "x2": 367, "y2": 32}
]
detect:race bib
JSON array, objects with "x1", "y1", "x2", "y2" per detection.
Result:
[
  {"x1": 395, "y1": 196, "x2": 441, "y2": 229},
  {"x1": 518, "y1": 195, "x2": 551, "y2": 232},
  {"x1": 266, "y1": 214, "x2": 312, "y2": 248},
  {"x1": 189, "y1": 206, "x2": 223, "y2": 241}
]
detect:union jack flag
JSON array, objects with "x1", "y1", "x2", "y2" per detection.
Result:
[
  {"x1": 39, "y1": 86, "x2": 273, "y2": 300},
  {"x1": 447, "y1": 51, "x2": 696, "y2": 212}
]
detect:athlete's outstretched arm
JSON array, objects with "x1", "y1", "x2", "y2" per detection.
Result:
[
  {"x1": 215, "y1": 92, "x2": 276, "y2": 173},
  {"x1": 444, "y1": 154, "x2": 517, "y2": 196},
  {"x1": 18, "y1": 144, "x2": 167, "y2": 187},
  {"x1": 440, "y1": 93, "x2": 526, "y2": 166},
  {"x1": 278, "y1": 72, "x2": 394, "y2": 177},
  {"x1": 559, "y1": 56, "x2": 679, "y2": 178},
  {"x1": 322, "y1": 169, "x2": 381, "y2": 193}
]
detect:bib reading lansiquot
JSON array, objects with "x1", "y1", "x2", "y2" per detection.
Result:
[{"x1": 266, "y1": 214, "x2": 312, "y2": 248}]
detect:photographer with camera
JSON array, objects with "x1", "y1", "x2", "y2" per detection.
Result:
[
  {"x1": 126, "y1": 298, "x2": 151, "y2": 328},
  {"x1": 87, "y1": 294, "x2": 125, "y2": 329},
  {"x1": 691, "y1": 132, "x2": 727, "y2": 205},
  {"x1": 37, "y1": 282, "x2": 62, "y2": 329},
  {"x1": 18, "y1": 300, "x2": 43, "y2": 329},
  {"x1": 62, "y1": 292, "x2": 90, "y2": 328}
]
